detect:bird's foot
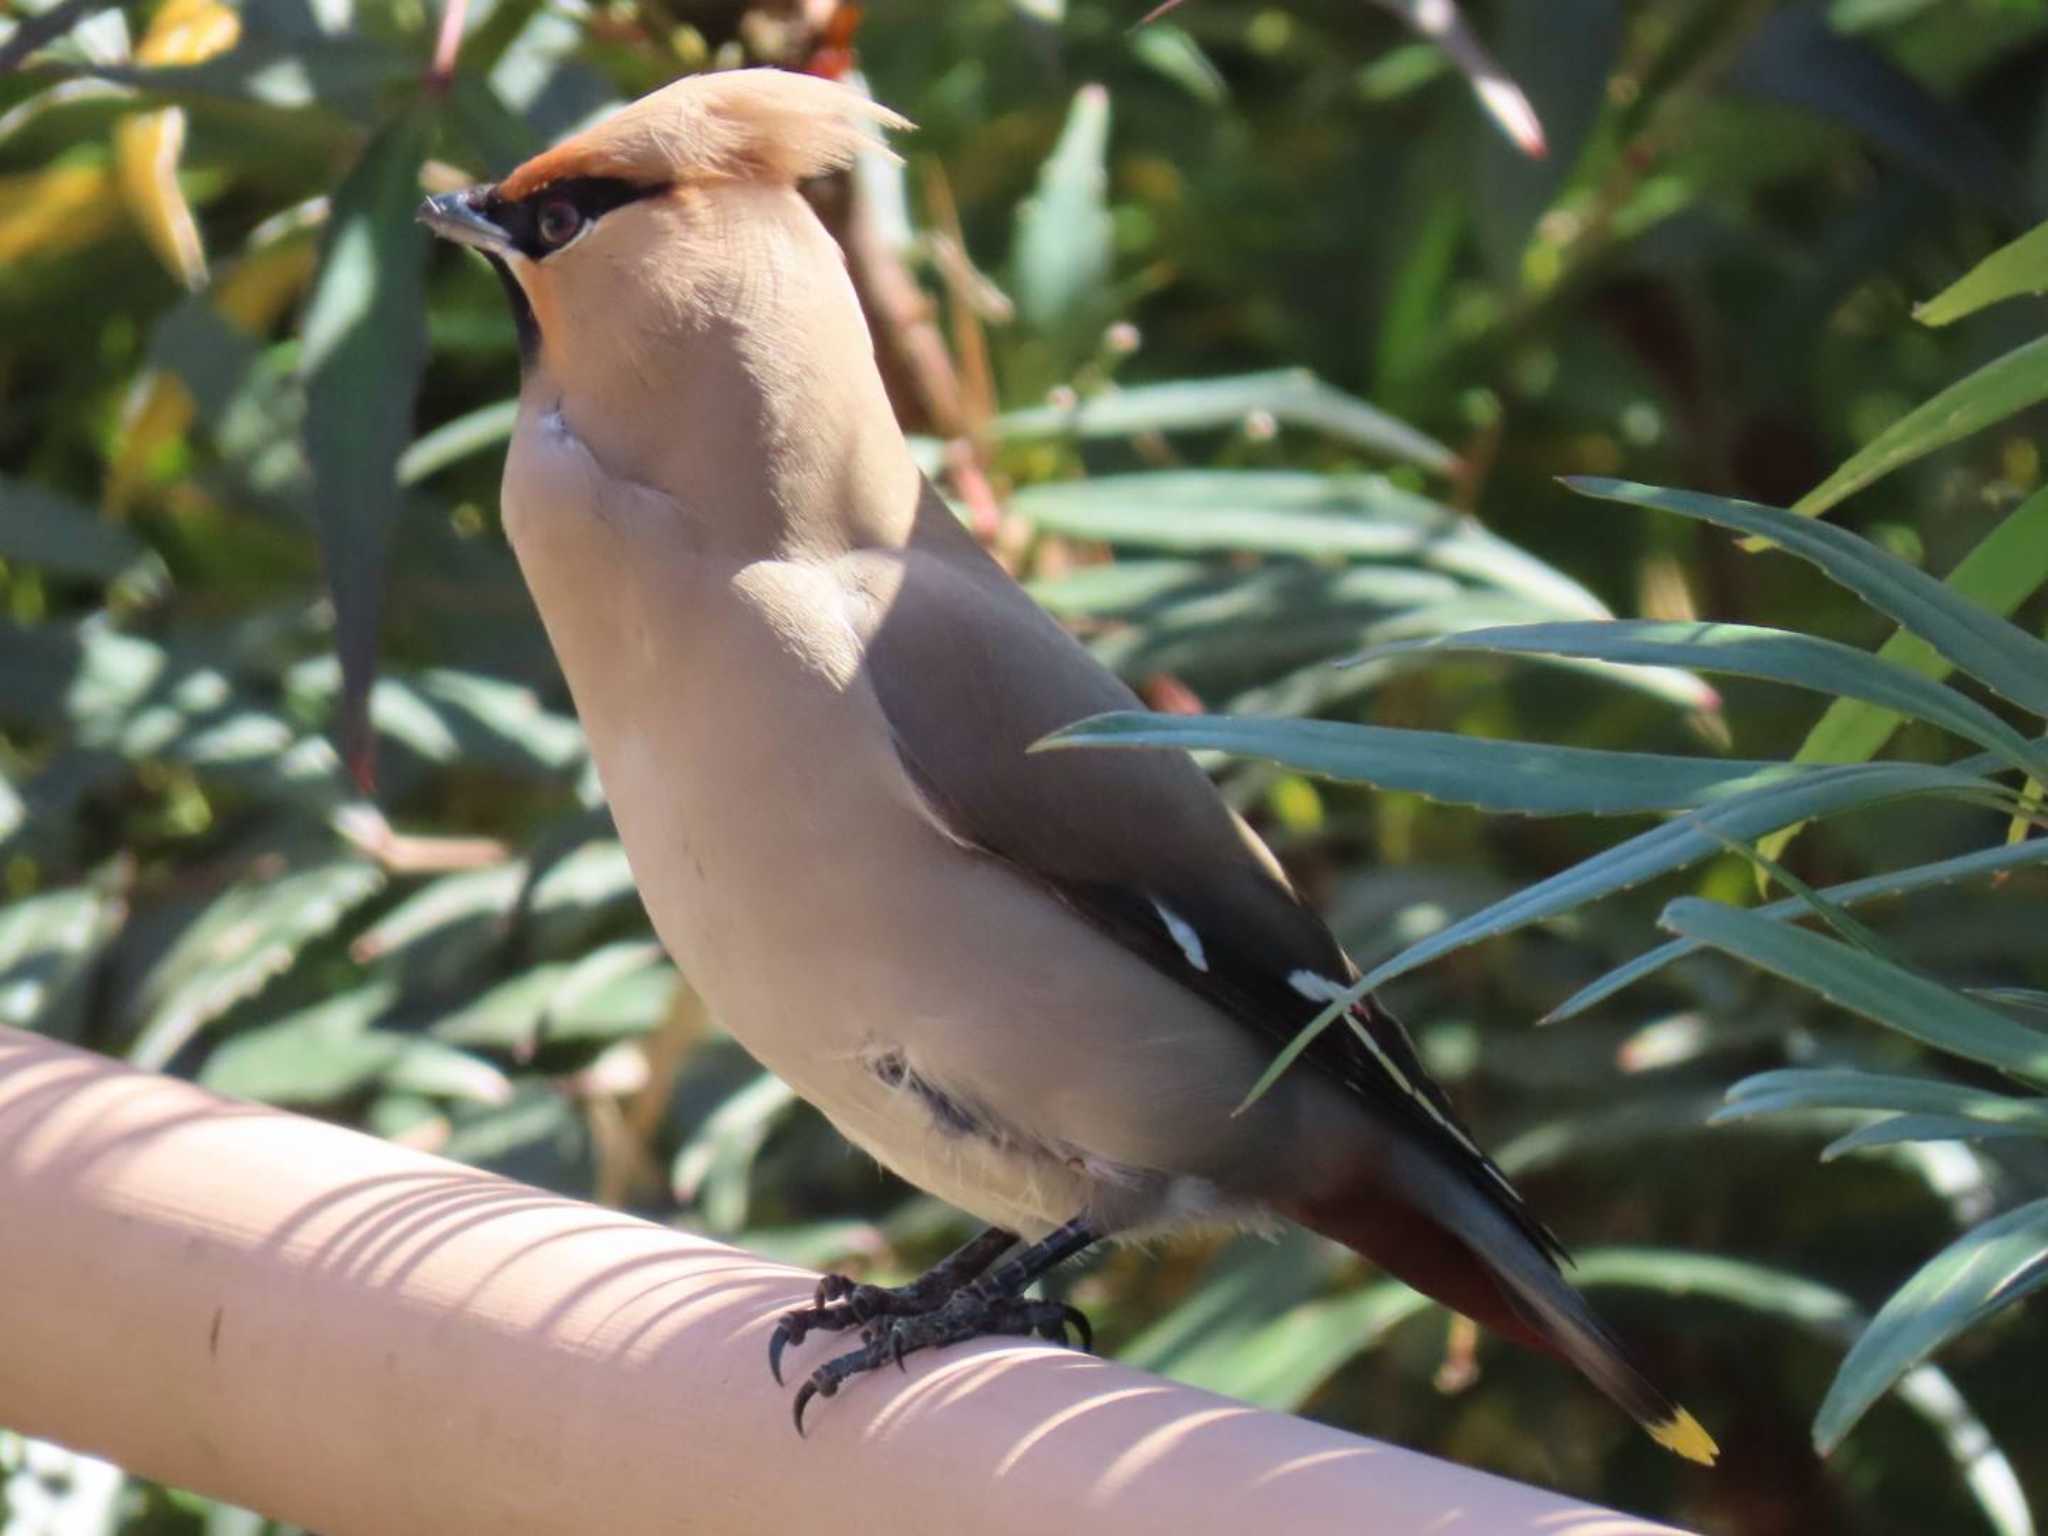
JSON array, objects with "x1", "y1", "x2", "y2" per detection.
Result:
[
  {"x1": 768, "y1": 1271, "x2": 939, "y2": 1385},
  {"x1": 768, "y1": 1224, "x2": 1022, "y2": 1387},
  {"x1": 789, "y1": 1287, "x2": 1092, "y2": 1434}
]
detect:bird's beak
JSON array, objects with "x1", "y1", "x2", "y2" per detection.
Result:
[{"x1": 417, "y1": 187, "x2": 510, "y2": 253}]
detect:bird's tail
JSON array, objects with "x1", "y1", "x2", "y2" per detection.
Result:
[{"x1": 1282, "y1": 1144, "x2": 1718, "y2": 1467}]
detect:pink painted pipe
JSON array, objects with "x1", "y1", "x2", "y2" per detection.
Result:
[{"x1": 0, "y1": 1026, "x2": 1692, "y2": 1535}]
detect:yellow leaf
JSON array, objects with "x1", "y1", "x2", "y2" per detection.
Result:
[
  {"x1": 0, "y1": 162, "x2": 121, "y2": 264},
  {"x1": 116, "y1": 108, "x2": 207, "y2": 287},
  {"x1": 133, "y1": 0, "x2": 240, "y2": 64},
  {"x1": 116, "y1": 0, "x2": 242, "y2": 288},
  {"x1": 214, "y1": 234, "x2": 317, "y2": 332}
]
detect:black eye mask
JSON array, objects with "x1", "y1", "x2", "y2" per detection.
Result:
[{"x1": 487, "y1": 176, "x2": 662, "y2": 261}]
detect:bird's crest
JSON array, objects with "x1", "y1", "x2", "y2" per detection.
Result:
[{"x1": 499, "y1": 68, "x2": 909, "y2": 201}]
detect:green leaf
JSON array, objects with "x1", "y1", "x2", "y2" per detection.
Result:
[
  {"x1": 672, "y1": 1071, "x2": 799, "y2": 1233},
  {"x1": 1126, "y1": 22, "x2": 1228, "y2": 107},
  {"x1": 1245, "y1": 760, "x2": 1995, "y2": 1105},
  {"x1": 1355, "y1": 619, "x2": 2048, "y2": 782},
  {"x1": 200, "y1": 984, "x2": 402, "y2": 1102},
  {"x1": 301, "y1": 103, "x2": 434, "y2": 784},
  {"x1": 1042, "y1": 710, "x2": 1806, "y2": 815},
  {"x1": 397, "y1": 398, "x2": 518, "y2": 485},
  {"x1": 0, "y1": 884, "x2": 114, "y2": 1037},
  {"x1": 1119, "y1": 1228, "x2": 1335, "y2": 1381},
  {"x1": 1763, "y1": 485, "x2": 2048, "y2": 859},
  {"x1": 1816, "y1": 1197, "x2": 2048, "y2": 1452},
  {"x1": 1822, "y1": 1114, "x2": 2047, "y2": 1161},
  {"x1": 1914, "y1": 218, "x2": 2048, "y2": 326},
  {"x1": 0, "y1": 475, "x2": 170, "y2": 596},
  {"x1": 1718, "y1": 1067, "x2": 2048, "y2": 1132},
  {"x1": 997, "y1": 369, "x2": 1456, "y2": 474},
  {"x1": 1014, "y1": 471, "x2": 1610, "y2": 617},
  {"x1": 1550, "y1": 816, "x2": 2048, "y2": 1022},
  {"x1": 1156, "y1": 1272, "x2": 1429, "y2": 1412},
  {"x1": 1660, "y1": 897, "x2": 2048, "y2": 1082},
  {"x1": 1791, "y1": 334, "x2": 2048, "y2": 517},
  {"x1": 1569, "y1": 479, "x2": 2048, "y2": 722},
  {"x1": 128, "y1": 856, "x2": 387, "y2": 1071},
  {"x1": 1011, "y1": 83, "x2": 1114, "y2": 345}
]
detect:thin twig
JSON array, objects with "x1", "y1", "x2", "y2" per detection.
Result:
[
  {"x1": 427, "y1": 0, "x2": 466, "y2": 90},
  {"x1": 0, "y1": 0, "x2": 117, "y2": 74}
]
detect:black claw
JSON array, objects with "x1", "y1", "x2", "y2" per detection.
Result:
[
  {"x1": 769, "y1": 1320, "x2": 794, "y2": 1386},
  {"x1": 1064, "y1": 1304, "x2": 1093, "y2": 1353},
  {"x1": 792, "y1": 1380, "x2": 817, "y2": 1436}
]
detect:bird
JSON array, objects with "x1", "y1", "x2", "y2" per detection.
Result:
[{"x1": 417, "y1": 66, "x2": 1716, "y2": 1464}]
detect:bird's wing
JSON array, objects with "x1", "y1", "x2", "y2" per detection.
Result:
[{"x1": 851, "y1": 501, "x2": 1561, "y2": 1261}]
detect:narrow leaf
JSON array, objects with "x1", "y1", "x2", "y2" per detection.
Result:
[
  {"x1": 1718, "y1": 1068, "x2": 2048, "y2": 1132},
  {"x1": 1822, "y1": 1114, "x2": 2047, "y2": 1161},
  {"x1": 1011, "y1": 83, "x2": 1113, "y2": 346},
  {"x1": 302, "y1": 104, "x2": 433, "y2": 787},
  {"x1": 1042, "y1": 710, "x2": 1804, "y2": 815},
  {"x1": 1247, "y1": 761, "x2": 1994, "y2": 1103},
  {"x1": 1915, "y1": 218, "x2": 2048, "y2": 327},
  {"x1": 1816, "y1": 1198, "x2": 2048, "y2": 1452},
  {"x1": 1355, "y1": 619, "x2": 2048, "y2": 782},
  {"x1": 1762, "y1": 486, "x2": 2048, "y2": 860},
  {"x1": 1661, "y1": 897, "x2": 2048, "y2": 1082},
  {"x1": 997, "y1": 369, "x2": 1456, "y2": 474},
  {"x1": 397, "y1": 398, "x2": 517, "y2": 484},
  {"x1": 1793, "y1": 335, "x2": 2048, "y2": 517},
  {"x1": 1015, "y1": 471, "x2": 1610, "y2": 617},
  {"x1": 1569, "y1": 479, "x2": 2048, "y2": 723}
]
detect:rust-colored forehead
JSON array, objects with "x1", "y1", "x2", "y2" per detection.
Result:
[
  {"x1": 497, "y1": 142, "x2": 640, "y2": 202},
  {"x1": 492, "y1": 70, "x2": 908, "y2": 208}
]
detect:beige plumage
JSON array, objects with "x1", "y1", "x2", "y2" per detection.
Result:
[{"x1": 419, "y1": 67, "x2": 1715, "y2": 1463}]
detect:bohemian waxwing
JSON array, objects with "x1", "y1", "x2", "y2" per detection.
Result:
[{"x1": 418, "y1": 66, "x2": 1715, "y2": 1464}]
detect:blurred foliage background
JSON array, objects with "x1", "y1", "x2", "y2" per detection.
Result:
[{"x1": 4, "y1": 0, "x2": 2048, "y2": 1531}]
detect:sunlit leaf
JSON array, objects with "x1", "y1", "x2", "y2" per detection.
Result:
[
  {"x1": 1015, "y1": 472, "x2": 1610, "y2": 618},
  {"x1": 998, "y1": 370, "x2": 1456, "y2": 474},
  {"x1": 672, "y1": 1070, "x2": 799, "y2": 1232},
  {"x1": 0, "y1": 160, "x2": 123, "y2": 264},
  {"x1": 113, "y1": 0, "x2": 242, "y2": 288},
  {"x1": 127, "y1": 855, "x2": 386, "y2": 1071},
  {"x1": 397, "y1": 398, "x2": 517, "y2": 484},
  {"x1": 1011, "y1": 83, "x2": 1113, "y2": 348},
  {"x1": 0, "y1": 885, "x2": 115, "y2": 1038},
  {"x1": 1916, "y1": 218, "x2": 2048, "y2": 326}
]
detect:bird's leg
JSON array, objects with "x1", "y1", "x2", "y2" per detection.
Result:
[
  {"x1": 788, "y1": 1216, "x2": 1101, "y2": 1433},
  {"x1": 769, "y1": 1224, "x2": 1017, "y2": 1385}
]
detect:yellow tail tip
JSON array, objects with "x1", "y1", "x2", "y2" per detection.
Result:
[{"x1": 1648, "y1": 1407, "x2": 1720, "y2": 1466}]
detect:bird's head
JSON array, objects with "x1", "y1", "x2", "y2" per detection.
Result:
[{"x1": 419, "y1": 69, "x2": 911, "y2": 525}]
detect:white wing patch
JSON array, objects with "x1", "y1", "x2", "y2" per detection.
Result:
[
  {"x1": 1151, "y1": 898, "x2": 1210, "y2": 973},
  {"x1": 1286, "y1": 968, "x2": 1513, "y2": 1192}
]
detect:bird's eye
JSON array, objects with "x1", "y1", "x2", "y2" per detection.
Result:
[{"x1": 536, "y1": 199, "x2": 582, "y2": 248}]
